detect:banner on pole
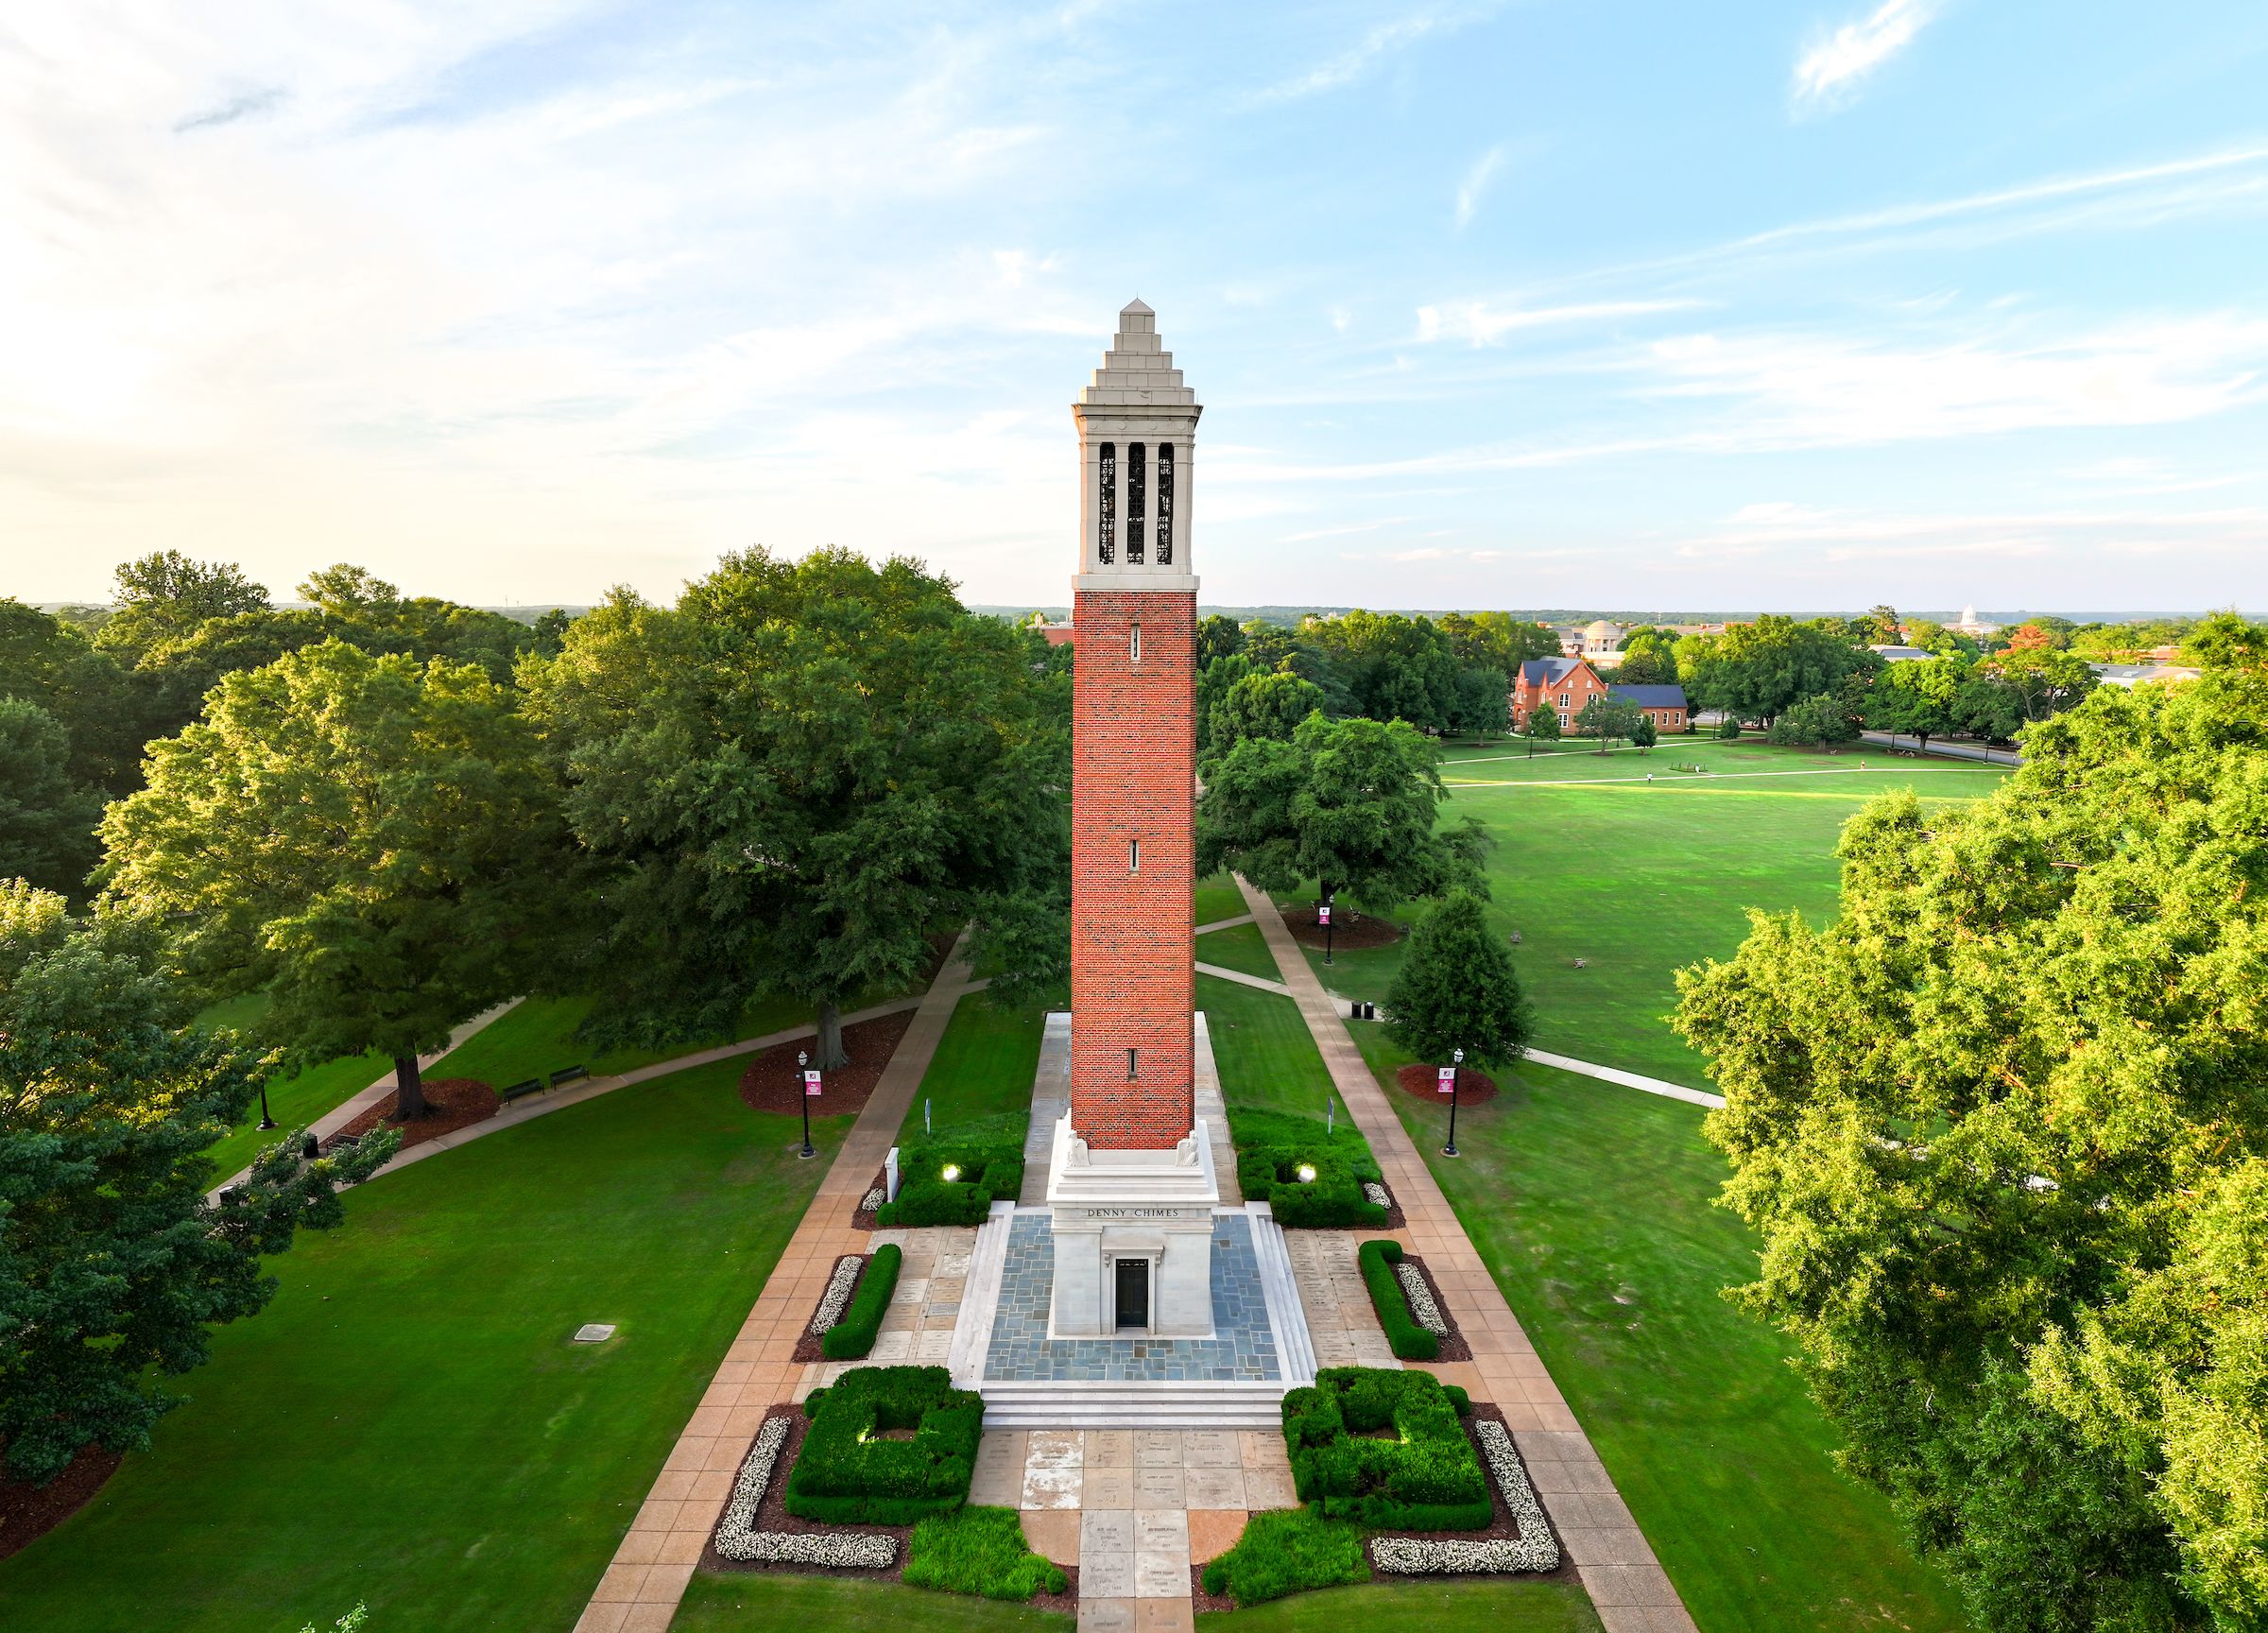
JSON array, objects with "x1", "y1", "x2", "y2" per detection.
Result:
[
  {"x1": 1317, "y1": 905, "x2": 1332, "y2": 925},
  {"x1": 803, "y1": 1070, "x2": 823, "y2": 1097},
  {"x1": 1437, "y1": 1066, "x2": 1456, "y2": 1093}
]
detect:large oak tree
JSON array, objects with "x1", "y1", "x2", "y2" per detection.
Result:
[{"x1": 97, "y1": 640, "x2": 568, "y2": 1119}]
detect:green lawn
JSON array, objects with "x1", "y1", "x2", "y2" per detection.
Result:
[
  {"x1": 673, "y1": 1573, "x2": 1073, "y2": 1631},
  {"x1": 0, "y1": 1057, "x2": 849, "y2": 1633},
  {"x1": 1197, "y1": 1578, "x2": 1602, "y2": 1631},
  {"x1": 1196, "y1": 873, "x2": 1249, "y2": 926},
  {"x1": 1194, "y1": 920, "x2": 1283, "y2": 982},
  {"x1": 192, "y1": 992, "x2": 388, "y2": 1182},
  {"x1": 1199, "y1": 974, "x2": 1341, "y2": 1124},
  {"x1": 426, "y1": 990, "x2": 816, "y2": 1089},
  {"x1": 896, "y1": 994, "x2": 1049, "y2": 1146},
  {"x1": 1292, "y1": 737, "x2": 2005, "y2": 1088},
  {"x1": 1337, "y1": 1018, "x2": 1970, "y2": 1633}
]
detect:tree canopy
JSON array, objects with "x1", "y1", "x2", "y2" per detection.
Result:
[
  {"x1": 97, "y1": 640, "x2": 568, "y2": 1118},
  {"x1": 1677, "y1": 614, "x2": 1879, "y2": 727},
  {"x1": 1383, "y1": 889, "x2": 1531, "y2": 1068},
  {"x1": 1675, "y1": 657, "x2": 2268, "y2": 1633},
  {"x1": 1197, "y1": 712, "x2": 1483, "y2": 911},
  {"x1": 521, "y1": 548, "x2": 1066, "y2": 1065},
  {"x1": 0, "y1": 698, "x2": 103, "y2": 897},
  {"x1": 0, "y1": 882, "x2": 393, "y2": 1485}
]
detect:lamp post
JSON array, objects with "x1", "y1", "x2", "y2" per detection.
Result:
[
  {"x1": 1320, "y1": 894, "x2": 1334, "y2": 966},
  {"x1": 1443, "y1": 1046, "x2": 1464, "y2": 1158},
  {"x1": 797, "y1": 1049, "x2": 816, "y2": 1160},
  {"x1": 257, "y1": 1077, "x2": 276, "y2": 1131}
]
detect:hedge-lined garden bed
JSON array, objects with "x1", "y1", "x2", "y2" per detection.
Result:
[
  {"x1": 819, "y1": 1245, "x2": 902, "y2": 1360},
  {"x1": 787, "y1": 1366, "x2": 983, "y2": 1525},
  {"x1": 1356, "y1": 1239, "x2": 1469, "y2": 1361},
  {"x1": 874, "y1": 1140, "x2": 1024, "y2": 1227},
  {"x1": 1228, "y1": 1109, "x2": 1394, "y2": 1229}
]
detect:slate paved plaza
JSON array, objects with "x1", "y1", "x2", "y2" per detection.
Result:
[{"x1": 985, "y1": 1212, "x2": 1281, "y2": 1384}]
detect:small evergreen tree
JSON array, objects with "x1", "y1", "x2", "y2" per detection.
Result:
[
  {"x1": 1716, "y1": 715, "x2": 1743, "y2": 740},
  {"x1": 1383, "y1": 890, "x2": 1532, "y2": 1069},
  {"x1": 1526, "y1": 706, "x2": 1561, "y2": 745},
  {"x1": 1631, "y1": 714, "x2": 1658, "y2": 750}
]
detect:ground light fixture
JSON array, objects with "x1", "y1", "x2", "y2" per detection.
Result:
[
  {"x1": 1443, "y1": 1046, "x2": 1465, "y2": 1158},
  {"x1": 797, "y1": 1049, "x2": 816, "y2": 1160},
  {"x1": 1296, "y1": 1162, "x2": 1318, "y2": 1183},
  {"x1": 941, "y1": 1163, "x2": 962, "y2": 1182}
]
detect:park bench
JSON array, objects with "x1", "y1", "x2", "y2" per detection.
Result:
[
  {"x1": 498, "y1": 1077, "x2": 548, "y2": 1106},
  {"x1": 547, "y1": 1064, "x2": 592, "y2": 1090}
]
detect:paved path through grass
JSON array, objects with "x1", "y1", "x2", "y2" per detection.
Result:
[
  {"x1": 573, "y1": 938, "x2": 981, "y2": 1633},
  {"x1": 1234, "y1": 876, "x2": 1692, "y2": 1633}
]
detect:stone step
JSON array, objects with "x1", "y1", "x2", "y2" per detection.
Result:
[{"x1": 979, "y1": 1380, "x2": 1289, "y2": 1429}]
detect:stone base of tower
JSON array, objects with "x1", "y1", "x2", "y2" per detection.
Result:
[{"x1": 1043, "y1": 1109, "x2": 1220, "y2": 1338}]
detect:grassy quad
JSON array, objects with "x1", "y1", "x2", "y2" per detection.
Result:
[
  {"x1": 0, "y1": 1057, "x2": 850, "y2": 1633},
  {"x1": 1283, "y1": 736, "x2": 2005, "y2": 1089},
  {"x1": 893, "y1": 994, "x2": 1051, "y2": 1146},
  {"x1": 1194, "y1": 920, "x2": 1284, "y2": 982}
]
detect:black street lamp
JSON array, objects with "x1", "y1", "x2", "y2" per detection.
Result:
[
  {"x1": 1321, "y1": 891, "x2": 1335, "y2": 967},
  {"x1": 257, "y1": 1077, "x2": 276, "y2": 1131},
  {"x1": 1443, "y1": 1046, "x2": 1465, "y2": 1158},
  {"x1": 797, "y1": 1049, "x2": 816, "y2": 1160}
]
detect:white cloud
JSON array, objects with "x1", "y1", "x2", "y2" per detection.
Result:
[
  {"x1": 1454, "y1": 144, "x2": 1504, "y2": 230},
  {"x1": 1248, "y1": 5, "x2": 1494, "y2": 105},
  {"x1": 1415, "y1": 299, "x2": 1702, "y2": 344},
  {"x1": 1793, "y1": 0, "x2": 1939, "y2": 112}
]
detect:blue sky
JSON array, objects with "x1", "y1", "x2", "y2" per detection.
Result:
[{"x1": 4, "y1": 1, "x2": 2266, "y2": 613}]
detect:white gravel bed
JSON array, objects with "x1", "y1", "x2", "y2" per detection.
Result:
[
  {"x1": 1396, "y1": 1261, "x2": 1449, "y2": 1335},
  {"x1": 808, "y1": 1254, "x2": 863, "y2": 1335}
]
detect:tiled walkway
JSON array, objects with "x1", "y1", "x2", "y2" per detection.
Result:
[
  {"x1": 570, "y1": 940, "x2": 980, "y2": 1633},
  {"x1": 968, "y1": 1426, "x2": 1302, "y2": 1633},
  {"x1": 1236, "y1": 877, "x2": 1698, "y2": 1633}
]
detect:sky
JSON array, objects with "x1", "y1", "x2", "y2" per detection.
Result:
[{"x1": 4, "y1": 2, "x2": 2267, "y2": 615}]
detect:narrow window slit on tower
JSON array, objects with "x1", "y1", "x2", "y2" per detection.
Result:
[
  {"x1": 1097, "y1": 442, "x2": 1116, "y2": 564},
  {"x1": 1126, "y1": 1048, "x2": 1138, "y2": 1079},
  {"x1": 1130, "y1": 621, "x2": 1142, "y2": 664},
  {"x1": 1156, "y1": 442, "x2": 1174, "y2": 565},
  {"x1": 1126, "y1": 442, "x2": 1146, "y2": 565},
  {"x1": 1129, "y1": 837, "x2": 1140, "y2": 872}
]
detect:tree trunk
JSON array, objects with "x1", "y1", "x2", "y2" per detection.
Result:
[
  {"x1": 815, "y1": 1001, "x2": 849, "y2": 1072},
  {"x1": 392, "y1": 1053, "x2": 429, "y2": 1121}
]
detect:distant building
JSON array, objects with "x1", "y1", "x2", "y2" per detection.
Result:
[
  {"x1": 1513, "y1": 657, "x2": 1687, "y2": 733},
  {"x1": 1869, "y1": 645, "x2": 1934, "y2": 662},
  {"x1": 1038, "y1": 622, "x2": 1076, "y2": 647},
  {"x1": 1947, "y1": 605, "x2": 2002, "y2": 638},
  {"x1": 2089, "y1": 662, "x2": 2201, "y2": 689}
]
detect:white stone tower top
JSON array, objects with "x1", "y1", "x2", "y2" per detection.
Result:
[{"x1": 1073, "y1": 301, "x2": 1201, "y2": 589}]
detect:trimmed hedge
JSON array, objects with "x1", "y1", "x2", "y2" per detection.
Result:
[
  {"x1": 904, "y1": 1504, "x2": 1069, "y2": 1600},
  {"x1": 787, "y1": 1366, "x2": 982, "y2": 1524},
  {"x1": 1357, "y1": 1238, "x2": 1437, "y2": 1361},
  {"x1": 874, "y1": 1141, "x2": 1024, "y2": 1228},
  {"x1": 1228, "y1": 1109, "x2": 1388, "y2": 1229},
  {"x1": 1199, "y1": 1504, "x2": 1370, "y2": 1606},
  {"x1": 819, "y1": 1243, "x2": 901, "y2": 1360},
  {"x1": 1281, "y1": 1367, "x2": 1492, "y2": 1531}
]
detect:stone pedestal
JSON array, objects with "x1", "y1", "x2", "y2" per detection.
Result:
[{"x1": 1045, "y1": 1111, "x2": 1219, "y2": 1338}]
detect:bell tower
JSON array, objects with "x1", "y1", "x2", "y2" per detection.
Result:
[
  {"x1": 1046, "y1": 301, "x2": 1218, "y2": 1341},
  {"x1": 1067, "y1": 299, "x2": 1203, "y2": 1151}
]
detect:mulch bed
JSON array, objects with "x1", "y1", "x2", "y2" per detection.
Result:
[
  {"x1": 1362, "y1": 1402, "x2": 1576, "y2": 1583},
  {"x1": 789, "y1": 1255, "x2": 869, "y2": 1364},
  {"x1": 1192, "y1": 1564, "x2": 1235, "y2": 1612},
  {"x1": 739, "y1": 1008, "x2": 918, "y2": 1120},
  {"x1": 1398, "y1": 1252, "x2": 1472, "y2": 1363},
  {"x1": 1394, "y1": 1062, "x2": 1500, "y2": 1106},
  {"x1": 339, "y1": 1077, "x2": 497, "y2": 1148},
  {"x1": 1279, "y1": 904, "x2": 1403, "y2": 951},
  {"x1": 850, "y1": 1166, "x2": 889, "y2": 1230},
  {"x1": 0, "y1": 1443, "x2": 121, "y2": 1563},
  {"x1": 702, "y1": 1410, "x2": 1078, "y2": 1613},
  {"x1": 1370, "y1": 1181, "x2": 1407, "y2": 1231}
]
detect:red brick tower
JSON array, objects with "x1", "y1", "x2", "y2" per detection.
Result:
[{"x1": 1069, "y1": 301, "x2": 1202, "y2": 1151}]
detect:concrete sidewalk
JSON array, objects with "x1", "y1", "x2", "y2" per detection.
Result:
[
  {"x1": 1237, "y1": 876, "x2": 1699, "y2": 1633},
  {"x1": 571, "y1": 935, "x2": 979, "y2": 1633}
]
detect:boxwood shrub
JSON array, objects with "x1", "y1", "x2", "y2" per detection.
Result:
[
  {"x1": 1357, "y1": 1238, "x2": 1437, "y2": 1361},
  {"x1": 1228, "y1": 1109, "x2": 1388, "y2": 1229},
  {"x1": 819, "y1": 1243, "x2": 902, "y2": 1360},
  {"x1": 1198, "y1": 1504, "x2": 1370, "y2": 1606},
  {"x1": 787, "y1": 1365, "x2": 982, "y2": 1524},
  {"x1": 874, "y1": 1141, "x2": 1024, "y2": 1228},
  {"x1": 904, "y1": 1504, "x2": 1068, "y2": 1600},
  {"x1": 1280, "y1": 1367, "x2": 1492, "y2": 1531}
]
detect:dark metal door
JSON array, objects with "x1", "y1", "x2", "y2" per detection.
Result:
[{"x1": 1114, "y1": 1257, "x2": 1148, "y2": 1330}]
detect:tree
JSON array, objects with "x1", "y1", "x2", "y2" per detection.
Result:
[
  {"x1": 95, "y1": 551, "x2": 269, "y2": 664},
  {"x1": 1301, "y1": 610, "x2": 1461, "y2": 731},
  {"x1": 1866, "y1": 656, "x2": 1967, "y2": 751},
  {"x1": 1197, "y1": 614, "x2": 1246, "y2": 668},
  {"x1": 0, "y1": 882, "x2": 394, "y2": 1485},
  {"x1": 1766, "y1": 688, "x2": 1863, "y2": 748},
  {"x1": 1527, "y1": 704, "x2": 1562, "y2": 746},
  {"x1": 1573, "y1": 693, "x2": 1642, "y2": 752},
  {"x1": 1716, "y1": 714, "x2": 1742, "y2": 739},
  {"x1": 1198, "y1": 712, "x2": 1483, "y2": 912},
  {"x1": 1673, "y1": 675, "x2": 2268, "y2": 1633},
  {"x1": 98, "y1": 641, "x2": 568, "y2": 1119},
  {"x1": 1210, "y1": 669, "x2": 1323, "y2": 753},
  {"x1": 0, "y1": 598, "x2": 142, "y2": 793},
  {"x1": 1630, "y1": 713, "x2": 1657, "y2": 749},
  {"x1": 1987, "y1": 645, "x2": 2097, "y2": 725},
  {"x1": 1195, "y1": 653, "x2": 1259, "y2": 755},
  {"x1": 1679, "y1": 615, "x2": 1876, "y2": 728},
  {"x1": 1448, "y1": 665, "x2": 1510, "y2": 742},
  {"x1": 1383, "y1": 889, "x2": 1532, "y2": 1068},
  {"x1": 521, "y1": 550, "x2": 1065, "y2": 1068},
  {"x1": 0, "y1": 699, "x2": 103, "y2": 897},
  {"x1": 1863, "y1": 604, "x2": 1903, "y2": 644},
  {"x1": 1613, "y1": 644, "x2": 1678, "y2": 686}
]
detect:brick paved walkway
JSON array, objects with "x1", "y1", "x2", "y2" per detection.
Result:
[
  {"x1": 1237, "y1": 877, "x2": 1699, "y2": 1633},
  {"x1": 570, "y1": 937, "x2": 979, "y2": 1633}
]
